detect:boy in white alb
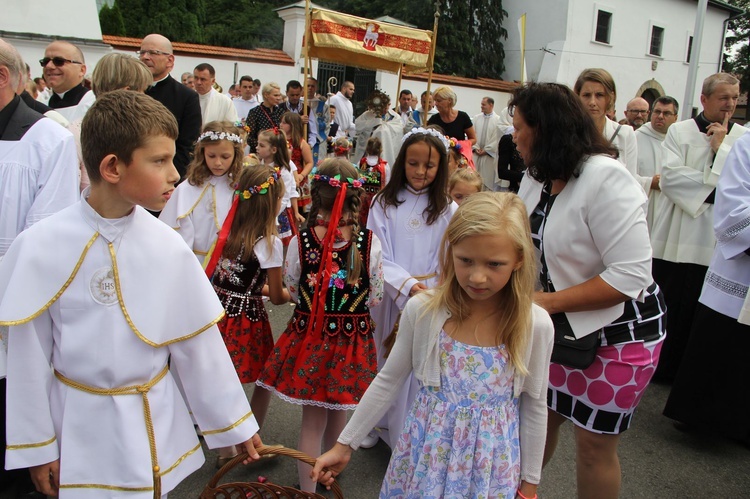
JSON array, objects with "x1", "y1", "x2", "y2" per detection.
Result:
[{"x1": 0, "y1": 91, "x2": 262, "y2": 498}]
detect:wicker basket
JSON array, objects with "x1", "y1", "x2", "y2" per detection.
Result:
[{"x1": 200, "y1": 444, "x2": 344, "y2": 499}]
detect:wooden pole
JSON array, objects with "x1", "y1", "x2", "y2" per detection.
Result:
[
  {"x1": 422, "y1": 0, "x2": 441, "y2": 126},
  {"x1": 303, "y1": 0, "x2": 312, "y2": 138},
  {"x1": 395, "y1": 64, "x2": 404, "y2": 114}
]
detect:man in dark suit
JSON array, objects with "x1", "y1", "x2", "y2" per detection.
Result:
[{"x1": 140, "y1": 34, "x2": 201, "y2": 179}]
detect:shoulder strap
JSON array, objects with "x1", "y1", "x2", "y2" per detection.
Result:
[{"x1": 609, "y1": 124, "x2": 622, "y2": 143}]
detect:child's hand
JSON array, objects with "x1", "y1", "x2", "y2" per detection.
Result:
[
  {"x1": 310, "y1": 443, "x2": 352, "y2": 489},
  {"x1": 30, "y1": 459, "x2": 60, "y2": 496},
  {"x1": 409, "y1": 282, "x2": 428, "y2": 297},
  {"x1": 294, "y1": 172, "x2": 304, "y2": 186},
  {"x1": 240, "y1": 433, "x2": 263, "y2": 464},
  {"x1": 261, "y1": 284, "x2": 270, "y2": 296},
  {"x1": 295, "y1": 212, "x2": 306, "y2": 225}
]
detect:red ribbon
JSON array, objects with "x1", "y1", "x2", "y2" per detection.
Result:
[
  {"x1": 307, "y1": 184, "x2": 349, "y2": 338},
  {"x1": 205, "y1": 194, "x2": 240, "y2": 279}
]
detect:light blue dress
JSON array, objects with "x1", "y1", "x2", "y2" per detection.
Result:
[{"x1": 381, "y1": 330, "x2": 520, "y2": 498}]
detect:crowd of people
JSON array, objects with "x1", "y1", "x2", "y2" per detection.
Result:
[{"x1": 0, "y1": 30, "x2": 748, "y2": 499}]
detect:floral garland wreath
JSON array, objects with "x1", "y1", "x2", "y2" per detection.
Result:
[
  {"x1": 401, "y1": 127, "x2": 450, "y2": 152},
  {"x1": 235, "y1": 167, "x2": 280, "y2": 200},
  {"x1": 198, "y1": 130, "x2": 244, "y2": 144},
  {"x1": 312, "y1": 172, "x2": 363, "y2": 189}
]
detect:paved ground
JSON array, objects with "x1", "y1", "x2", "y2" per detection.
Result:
[{"x1": 4, "y1": 300, "x2": 747, "y2": 498}]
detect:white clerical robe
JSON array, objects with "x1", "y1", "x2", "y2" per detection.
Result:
[
  {"x1": 366, "y1": 188, "x2": 457, "y2": 447},
  {"x1": 651, "y1": 119, "x2": 747, "y2": 266},
  {"x1": 329, "y1": 91, "x2": 355, "y2": 138},
  {"x1": 472, "y1": 112, "x2": 502, "y2": 190},
  {"x1": 635, "y1": 122, "x2": 667, "y2": 232},
  {"x1": 53, "y1": 90, "x2": 95, "y2": 123},
  {"x1": 159, "y1": 176, "x2": 235, "y2": 261},
  {"x1": 0, "y1": 199, "x2": 258, "y2": 498},
  {"x1": 700, "y1": 133, "x2": 750, "y2": 321},
  {"x1": 199, "y1": 88, "x2": 239, "y2": 125}
]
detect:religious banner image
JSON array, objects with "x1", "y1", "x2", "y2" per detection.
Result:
[{"x1": 309, "y1": 9, "x2": 433, "y2": 73}]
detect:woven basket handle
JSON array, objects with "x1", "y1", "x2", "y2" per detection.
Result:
[{"x1": 206, "y1": 444, "x2": 344, "y2": 498}]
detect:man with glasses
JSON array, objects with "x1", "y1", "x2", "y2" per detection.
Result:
[
  {"x1": 635, "y1": 96, "x2": 679, "y2": 232},
  {"x1": 650, "y1": 73, "x2": 747, "y2": 384},
  {"x1": 624, "y1": 97, "x2": 650, "y2": 130},
  {"x1": 42, "y1": 41, "x2": 94, "y2": 122},
  {"x1": 141, "y1": 34, "x2": 201, "y2": 180}
]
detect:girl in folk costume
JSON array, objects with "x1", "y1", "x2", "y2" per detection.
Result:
[
  {"x1": 280, "y1": 112, "x2": 314, "y2": 215},
  {"x1": 204, "y1": 161, "x2": 291, "y2": 467},
  {"x1": 257, "y1": 159, "x2": 384, "y2": 493},
  {"x1": 448, "y1": 167, "x2": 483, "y2": 206},
  {"x1": 364, "y1": 128, "x2": 458, "y2": 449},
  {"x1": 160, "y1": 121, "x2": 245, "y2": 262},
  {"x1": 313, "y1": 193, "x2": 554, "y2": 499},
  {"x1": 333, "y1": 136, "x2": 352, "y2": 160},
  {"x1": 357, "y1": 136, "x2": 391, "y2": 226},
  {"x1": 256, "y1": 128, "x2": 304, "y2": 245}
]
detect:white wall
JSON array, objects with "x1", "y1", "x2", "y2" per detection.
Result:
[
  {"x1": 502, "y1": 0, "x2": 733, "y2": 119},
  {"x1": 1, "y1": 0, "x2": 103, "y2": 40}
]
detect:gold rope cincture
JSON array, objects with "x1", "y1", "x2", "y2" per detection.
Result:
[{"x1": 54, "y1": 365, "x2": 169, "y2": 499}]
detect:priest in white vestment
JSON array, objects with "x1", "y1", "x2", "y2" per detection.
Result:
[
  {"x1": 472, "y1": 97, "x2": 502, "y2": 191},
  {"x1": 635, "y1": 96, "x2": 679, "y2": 232},
  {"x1": 194, "y1": 63, "x2": 238, "y2": 126},
  {"x1": 650, "y1": 73, "x2": 747, "y2": 382}
]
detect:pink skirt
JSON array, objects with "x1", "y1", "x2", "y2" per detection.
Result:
[{"x1": 548, "y1": 336, "x2": 664, "y2": 434}]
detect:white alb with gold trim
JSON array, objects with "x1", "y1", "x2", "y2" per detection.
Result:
[
  {"x1": 159, "y1": 175, "x2": 235, "y2": 260},
  {"x1": 0, "y1": 198, "x2": 258, "y2": 498}
]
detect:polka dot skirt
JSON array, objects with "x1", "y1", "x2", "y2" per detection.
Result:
[{"x1": 548, "y1": 337, "x2": 664, "y2": 434}]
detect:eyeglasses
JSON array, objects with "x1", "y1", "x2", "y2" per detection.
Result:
[
  {"x1": 136, "y1": 50, "x2": 172, "y2": 57},
  {"x1": 626, "y1": 109, "x2": 649, "y2": 115},
  {"x1": 39, "y1": 57, "x2": 83, "y2": 67},
  {"x1": 651, "y1": 110, "x2": 676, "y2": 117}
]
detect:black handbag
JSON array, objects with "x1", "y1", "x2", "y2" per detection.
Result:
[{"x1": 538, "y1": 187, "x2": 600, "y2": 370}]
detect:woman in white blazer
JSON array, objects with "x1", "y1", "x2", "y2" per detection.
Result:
[
  {"x1": 511, "y1": 82, "x2": 666, "y2": 499},
  {"x1": 574, "y1": 68, "x2": 652, "y2": 194}
]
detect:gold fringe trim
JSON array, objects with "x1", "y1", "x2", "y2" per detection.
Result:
[
  {"x1": 0, "y1": 233, "x2": 99, "y2": 326},
  {"x1": 6, "y1": 435, "x2": 56, "y2": 451},
  {"x1": 158, "y1": 443, "x2": 201, "y2": 477},
  {"x1": 176, "y1": 184, "x2": 210, "y2": 222},
  {"x1": 108, "y1": 242, "x2": 224, "y2": 347},
  {"x1": 60, "y1": 483, "x2": 153, "y2": 492},
  {"x1": 201, "y1": 410, "x2": 254, "y2": 435}
]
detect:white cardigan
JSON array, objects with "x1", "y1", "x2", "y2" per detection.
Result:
[
  {"x1": 338, "y1": 293, "x2": 554, "y2": 484},
  {"x1": 518, "y1": 154, "x2": 653, "y2": 338}
]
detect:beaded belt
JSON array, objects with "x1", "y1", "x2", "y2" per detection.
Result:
[{"x1": 54, "y1": 365, "x2": 169, "y2": 499}]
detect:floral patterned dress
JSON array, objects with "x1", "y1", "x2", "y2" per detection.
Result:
[
  {"x1": 382, "y1": 330, "x2": 520, "y2": 499},
  {"x1": 258, "y1": 228, "x2": 379, "y2": 409},
  {"x1": 211, "y1": 243, "x2": 273, "y2": 383}
]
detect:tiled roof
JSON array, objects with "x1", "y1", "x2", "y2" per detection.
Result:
[
  {"x1": 102, "y1": 35, "x2": 295, "y2": 65},
  {"x1": 404, "y1": 72, "x2": 520, "y2": 93}
]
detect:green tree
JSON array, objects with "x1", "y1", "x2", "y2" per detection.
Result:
[
  {"x1": 99, "y1": 3, "x2": 126, "y2": 36},
  {"x1": 116, "y1": 0, "x2": 147, "y2": 38},
  {"x1": 724, "y1": 0, "x2": 750, "y2": 92}
]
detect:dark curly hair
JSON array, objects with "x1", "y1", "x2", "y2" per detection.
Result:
[{"x1": 508, "y1": 82, "x2": 618, "y2": 183}]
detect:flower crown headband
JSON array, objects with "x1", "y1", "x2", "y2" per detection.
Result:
[
  {"x1": 312, "y1": 170, "x2": 362, "y2": 189},
  {"x1": 401, "y1": 127, "x2": 450, "y2": 153},
  {"x1": 198, "y1": 130, "x2": 244, "y2": 144},
  {"x1": 235, "y1": 166, "x2": 281, "y2": 200}
]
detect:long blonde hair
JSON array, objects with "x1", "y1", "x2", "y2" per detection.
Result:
[
  {"x1": 427, "y1": 192, "x2": 536, "y2": 373},
  {"x1": 223, "y1": 158, "x2": 284, "y2": 261},
  {"x1": 186, "y1": 121, "x2": 246, "y2": 187}
]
